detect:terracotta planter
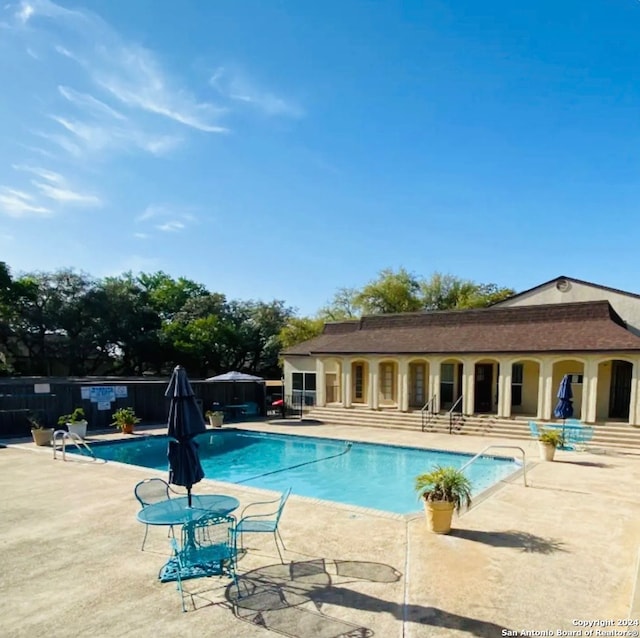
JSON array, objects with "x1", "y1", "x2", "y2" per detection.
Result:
[
  {"x1": 423, "y1": 500, "x2": 455, "y2": 534},
  {"x1": 121, "y1": 424, "x2": 134, "y2": 434},
  {"x1": 538, "y1": 442, "x2": 556, "y2": 462},
  {"x1": 31, "y1": 428, "x2": 54, "y2": 446}
]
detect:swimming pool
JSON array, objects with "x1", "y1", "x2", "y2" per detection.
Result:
[{"x1": 85, "y1": 430, "x2": 520, "y2": 514}]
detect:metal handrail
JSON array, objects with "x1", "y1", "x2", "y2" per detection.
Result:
[
  {"x1": 448, "y1": 395, "x2": 463, "y2": 434},
  {"x1": 459, "y1": 444, "x2": 528, "y2": 487},
  {"x1": 420, "y1": 395, "x2": 437, "y2": 432},
  {"x1": 53, "y1": 430, "x2": 95, "y2": 461}
]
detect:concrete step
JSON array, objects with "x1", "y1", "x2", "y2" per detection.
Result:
[{"x1": 307, "y1": 406, "x2": 640, "y2": 450}]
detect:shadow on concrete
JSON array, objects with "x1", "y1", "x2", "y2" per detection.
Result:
[
  {"x1": 554, "y1": 459, "x2": 613, "y2": 468},
  {"x1": 225, "y1": 558, "x2": 514, "y2": 637},
  {"x1": 449, "y1": 529, "x2": 567, "y2": 554}
]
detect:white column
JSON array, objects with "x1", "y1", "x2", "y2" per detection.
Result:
[
  {"x1": 538, "y1": 359, "x2": 553, "y2": 420},
  {"x1": 315, "y1": 358, "x2": 326, "y2": 407},
  {"x1": 582, "y1": 359, "x2": 598, "y2": 424},
  {"x1": 430, "y1": 359, "x2": 441, "y2": 413},
  {"x1": 498, "y1": 358, "x2": 513, "y2": 418},
  {"x1": 399, "y1": 359, "x2": 409, "y2": 412},
  {"x1": 369, "y1": 358, "x2": 379, "y2": 410},
  {"x1": 343, "y1": 358, "x2": 352, "y2": 408},
  {"x1": 462, "y1": 359, "x2": 474, "y2": 415}
]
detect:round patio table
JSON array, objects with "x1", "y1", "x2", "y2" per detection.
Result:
[{"x1": 137, "y1": 494, "x2": 240, "y2": 526}]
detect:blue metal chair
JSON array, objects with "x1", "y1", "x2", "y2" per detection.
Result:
[
  {"x1": 236, "y1": 488, "x2": 291, "y2": 563},
  {"x1": 160, "y1": 514, "x2": 239, "y2": 612},
  {"x1": 134, "y1": 478, "x2": 178, "y2": 551},
  {"x1": 528, "y1": 421, "x2": 540, "y2": 438}
]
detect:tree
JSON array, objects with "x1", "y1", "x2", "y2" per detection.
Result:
[
  {"x1": 318, "y1": 287, "x2": 360, "y2": 321},
  {"x1": 354, "y1": 268, "x2": 423, "y2": 314},
  {"x1": 278, "y1": 317, "x2": 325, "y2": 351},
  {"x1": 420, "y1": 273, "x2": 514, "y2": 310}
]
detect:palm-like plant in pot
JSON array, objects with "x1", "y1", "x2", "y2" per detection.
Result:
[
  {"x1": 537, "y1": 429, "x2": 564, "y2": 462},
  {"x1": 28, "y1": 411, "x2": 54, "y2": 446},
  {"x1": 110, "y1": 407, "x2": 141, "y2": 434},
  {"x1": 415, "y1": 465, "x2": 472, "y2": 534},
  {"x1": 57, "y1": 407, "x2": 88, "y2": 439}
]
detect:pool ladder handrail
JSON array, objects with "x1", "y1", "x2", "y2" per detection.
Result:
[
  {"x1": 53, "y1": 429, "x2": 95, "y2": 461},
  {"x1": 458, "y1": 445, "x2": 528, "y2": 487}
]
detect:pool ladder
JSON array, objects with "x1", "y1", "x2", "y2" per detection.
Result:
[
  {"x1": 53, "y1": 430, "x2": 95, "y2": 461},
  {"x1": 459, "y1": 445, "x2": 528, "y2": 487}
]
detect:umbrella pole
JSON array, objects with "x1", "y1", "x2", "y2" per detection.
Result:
[{"x1": 187, "y1": 487, "x2": 192, "y2": 508}]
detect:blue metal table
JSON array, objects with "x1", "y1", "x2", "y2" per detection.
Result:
[{"x1": 137, "y1": 494, "x2": 239, "y2": 527}]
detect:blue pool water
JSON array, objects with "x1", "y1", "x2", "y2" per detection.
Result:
[{"x1": 83, "y1": 430, "x2": 519, "y2": 514}]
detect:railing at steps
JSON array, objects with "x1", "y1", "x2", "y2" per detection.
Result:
[
  {"x1": 448, "y1": 395, "x2": 464, "y2": 434},
  {"x1": 420, "y1": 395, "x2": 437, "y2": 432},
  {"x1": 53, "y1": 430, "x2": 95, "y2": 461},
  {"x1": 459, "y1": 444, "x2": 528, "y2": 487}
]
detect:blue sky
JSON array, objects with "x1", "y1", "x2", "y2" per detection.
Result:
[{"x1": 1, "y1": 0, "x2": 640, "y2": 316}]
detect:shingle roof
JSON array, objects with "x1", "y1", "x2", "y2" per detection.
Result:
[{"x1": 282, "y1": 300, "x2": 640, "y2": 356}]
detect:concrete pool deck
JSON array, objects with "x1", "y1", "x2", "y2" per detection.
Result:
[{"x1": 2, "y1": 421, "x2": 640, "y2": 637}]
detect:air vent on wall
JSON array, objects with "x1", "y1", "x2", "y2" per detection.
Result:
[{"x1": 556, "y1": 278, "x2": 570, "y2": 292}]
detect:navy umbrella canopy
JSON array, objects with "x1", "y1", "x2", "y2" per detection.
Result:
[
  {"x1": 166, "y1": 365, "x2": 207, "y2": 507},
  {"x1": 554, "y1": 374, "x2": 574, "y2": 443}
]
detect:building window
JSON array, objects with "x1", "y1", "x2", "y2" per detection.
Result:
[
  {"x1": 441, "y1": 363, "x2": 454, "y2": 404},
  {"x1": 413, "y1": 364, "x2": 425, "y2": 405},
  {"x1": 292, "y1": 372, "x2": 316, "y2": 406},
  {"x1": 354, "y1": 364, "x2": 364, "y2": 400},
  {"x1": 511, "y1": 363, "x2": 523, "y2": 407},
  {"x1": 381, "y1": 363, "x2": 394, "y2": 401}
]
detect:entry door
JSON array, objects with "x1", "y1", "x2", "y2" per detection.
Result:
[
  {"x1": 474, "y1": 364, "x2": 493, "y2": 413},
  {"x1": 609, "y1": 361, "x2": 632, "y2": 419}
]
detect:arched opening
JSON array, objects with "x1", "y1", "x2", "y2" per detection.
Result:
[
  {"x1": 552, "y1": 360, "x2": 584, "y2": 420},
  {"x1": 351, "y1": 360, "x2": 369, "y2": 405},
  {"x1": 511, "y1": 359, "x2": 540, "y2": 417},
  {"x1": 474, "y1": 358, "x2": 499, "y2": 413},
  {"x1": 408, "y1": 360, "x2": 429, "y2": 409},
  {"x1": 440, "y1": 359, "x2": 463, "y2": 412},
  {"x1": 597, "y1": 359, "x2": 633, "y2": 421},
  {"x1": 324, "y1": 359, "x2": 342, "y2": 404},
  {"x1": 378, "y1": 360, "x2": 398, "y2": 407}
]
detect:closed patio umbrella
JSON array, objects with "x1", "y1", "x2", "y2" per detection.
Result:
[
  {"x1": 166, "y1": 365, "x2": 207, "y2": 507},
  {"x1": 553, "y1": 374, "x2": 574, "y2": 443}
]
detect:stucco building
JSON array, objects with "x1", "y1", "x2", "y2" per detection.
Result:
[{"x1": 282, "y1": 276, "x2": 640, "y2": 426}]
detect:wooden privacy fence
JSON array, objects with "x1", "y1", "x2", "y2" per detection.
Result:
[{"x1": 0, "y1": 377, "x2": 266, "y2": 438}]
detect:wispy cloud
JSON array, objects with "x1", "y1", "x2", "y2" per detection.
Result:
[
  {"x1": 0, "y1": 187, "x2": 51, "y2": 217},
  {"x1": 210, "y1": 67, "x2": 304, "y2": 119},
  {"x1": 0, "y1": 164, "x2": 102, "y2": 215},
  {"x1": 1, "y1": 0, "x2": 228, "y2": 177},
  {"x1": 136, "y1": 204, "x2": 197, "y2": 234}
]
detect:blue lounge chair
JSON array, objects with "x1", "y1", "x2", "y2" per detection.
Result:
[
  {"x1": 236, "y1": 488, "x2": 291, "y2": 563},
  {"x1": 160, "y1": 514, "x2": 239, "y2": 612}
]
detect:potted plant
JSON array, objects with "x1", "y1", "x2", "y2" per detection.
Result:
[
  {"x1": 110, "y1": 407, "x2": 141, "y2": 434},
  {"x1": 537, "y1": 429, "x2": 564, "y2": 461},
  {"x1": 57, "y1": 407, "x2": 88, "y2": 439},
  {"x1": 205, "y1": 410, "x2": 224, "y2": 428},
  {"x1": 28, "y1": 412, "x2": 54, "y2": 447},
  {"x1": 415, "y1": 465, "x2": 472, "y2": 534}
]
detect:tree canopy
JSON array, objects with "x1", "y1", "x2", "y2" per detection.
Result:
[{"x1": 0, "y1": 262, "x2": 514, "y2": 377}]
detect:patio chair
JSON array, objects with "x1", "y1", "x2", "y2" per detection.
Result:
[
  {"x1": 528, "y1": 421, "x2": 540, "y2": 438},
  {"x1": 134, "y1": 478, "x2": 179, "y2": 551},
  {"x1": 236, "y1": 488, "x2": 291, "y2": 563},
  {"x1": 160, "y1": 514, "x2": 239, "y2": 612}
]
